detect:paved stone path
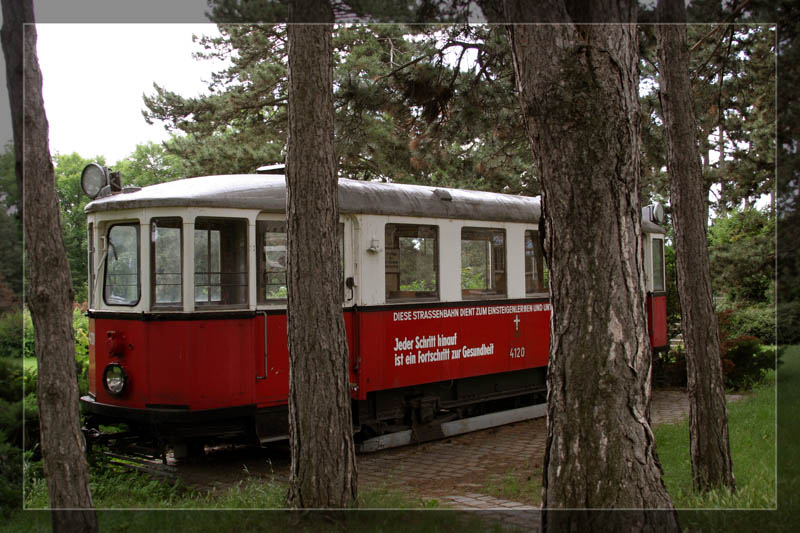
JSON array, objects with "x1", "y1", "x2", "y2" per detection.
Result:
[
  {"x1": 355, "y1": 389, "x2": 744, "y2": 531},
  {"x1": 175, "y1": 388, "x2": 743, "y2": 532}
]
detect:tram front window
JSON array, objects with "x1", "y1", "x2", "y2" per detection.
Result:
[
  {"x1": 151, "y1": 217, "x2": 183, "y2": 307},
  {"x1": 104, "y1": 224, "x2": 140, "y2": 306},
  {"x1": 194, "y1": 218, "x2": 248, "y2": 306}
]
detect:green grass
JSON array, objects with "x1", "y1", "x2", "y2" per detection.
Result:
[
  {"x1": 482, "y1": 460, "x2": 542, "y2": 506},
  {"x1": 12, "y1": 474, "x2": 495, "y2": 533},
  {"x1": 356, "y1": 483, "x2": 443, "y2": 509},
  {"x1": 655, "y1": 370, "x2": 776, "y2": 509},
  {"x1": 672, "y1": 346, "x2": 799, "y2": 532},
  {"x1": 23, "y1": 465, "x2": 440, "y2": 512},
  {"x1": 23, "y1": 356, "x2": 36, "y2": 372},
  {"x1": 4, "y1": 510, "x2": 506, "y2": 533},
  {"x1": 479, "y1": 361, "x2": 779, "y2": 513},
  {"x1": 15, "y1": 466, "x2": 483, "y2": 533}
]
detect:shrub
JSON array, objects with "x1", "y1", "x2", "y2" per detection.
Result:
[
  {"x1": 21, "y1": 389, "x2": 39, "y2": 454},
  {"x1": 718, "y1": 311, "x2": 775, "y2": 390},
  {"x1": 720, "y1": 336, "x2": 774, "y2": 390},
  {"x1": 72, "y1": 308, "x2": 90, "y2": 396},
  {"x1": 23, "y1": 311, "x2": 33, "y2": 360},
  {"x1": 0, "y1": 358, "x2": 24, "y2": 516},
  {"x1": 723, "y1": 305, "x2": 776, "y2": 345},
  {"x1": 22, "y1": 310, "x2": 33, "y2": 359},
  {"x1": 0, "y1": 310, "x2": 31, "y2": 359},
  {"x1": 0, "y1": 439, "x2": 22, "y2": 517},
  {"x1": 0, "y1": 358, "x2": 24, "y2": 451},
  {"x1": 656, "y1": 346, "x2": 687, "y2": 388},
  {"x1": 655, "y1": 308, "x2": 775, "y2": 391},
  {"x1": 0, "y1": 357, "x2": 21, "y2": 403},
  {"x1": 0, "y1": 312, "x2": 22, "y2": 359},
  {"x1": 1, "y1": 308, "x2": 91, "y2": 518}
]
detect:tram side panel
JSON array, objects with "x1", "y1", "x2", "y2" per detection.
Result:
[
  {"x1": 647, "y1": 293, "x2": 668, "y2": 351},
  {"x1": 253, "y1": 313, "x2": 289, "y2": 407},
  {"x1": 89, "y1": 296, "x2": 658, "y2": 414},
  {"x1": 252, "y1": 312, "x2": 359, "y2": 407},
  {"x1": 355, "y1": 302, "x2": 551, "y2": 397}
]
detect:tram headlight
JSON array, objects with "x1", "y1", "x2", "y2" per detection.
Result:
[
  {"x1": 81, "y1": 163, "x2": 109, "y2": 199},
  {"x1": 102, "y1": 363, "x2": 128, "y2": 396}
]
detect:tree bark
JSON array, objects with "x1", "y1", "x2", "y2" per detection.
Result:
[
  {"x1": 2, "y1": 2, "x2": 98, "y2": 530},
  {"x1": 285, "y1": 0, "x2": 358, "y2": 508},
  {"x1": 504, "y1": 1, "x2": 679, "y2": 530},
  {"x1": 656, "y1": 0, "x2": 735, "y2": 492},
  {"x1": 1, "y1": 0, "x2": 27, "y2": 213}
]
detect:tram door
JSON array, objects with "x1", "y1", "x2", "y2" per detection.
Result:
[
  {"x1": 254, "y1": 219, "x2": 291, "y2": 406},
  {"x1": 251, "y1": 218, "x2": 356, "y2": 407}
]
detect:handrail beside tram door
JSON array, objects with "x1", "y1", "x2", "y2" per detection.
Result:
[{"x1": 256, "y1": 310, "x2": 268, "y2": 380}]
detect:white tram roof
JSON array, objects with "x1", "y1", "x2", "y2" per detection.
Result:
[
  {"x1": 84, "y1": 173, "x2": 665, "y2": 233},
  {"x1": 85, "y1": 174, "x2": 541, "y2": 224}
]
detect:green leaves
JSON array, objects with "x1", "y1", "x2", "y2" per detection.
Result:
[
  {"x1": 639, "y1": 23, "x2": 775, "y2": 212},
  {"x1": 708, "y1": 207, "x2": 775, "y2": 303},
  {"x1": 113, "y1": 141, "x2": 188, "y2": 186},
  {"x1": 141, "y1": 24, "x2": 536, "y2": 192}
]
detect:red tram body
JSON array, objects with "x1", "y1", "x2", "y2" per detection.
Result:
[{"x1": 80, "y1": 172, "x2": 667, "y2": 452}]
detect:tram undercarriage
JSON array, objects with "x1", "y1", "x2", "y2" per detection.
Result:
[{"x1": 82, "y1": 366, "x2": 547, "y2": 458}]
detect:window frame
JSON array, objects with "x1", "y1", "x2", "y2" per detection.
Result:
[
  {"x1": 193, "y1": 217, "x2": 249, "y2": 308},
  {"x1": 384, "y1": 223, "x2": 440, "y2": 302},
  {"x1": 524, "y1": 229, "x2": 549, "y2": 295},
  {"x1": 88, "y1": 222, "x2": 94, "y2": 307},
  {"x1": 651, "y1": 236, "x2": 666, "y2": 293},
  {"x1": 460, "y1": 226, "x2": 507, "y2": 300},
  {"x1": 103, "y1": 223, "x2": 141, "y2": 307},
  {"x1": 257, "y1": 220, "x2": 288, "y2": 304},
  {"x1": 150, "y1": 217, "x2": 184, "y2": 310}
]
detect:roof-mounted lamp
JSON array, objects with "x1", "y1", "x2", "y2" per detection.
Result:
[
  {"x1": 642, "y1": 202, "x2": 665, "y2": 225},
  {"x1": 81, "y1": 163, "x2": 122, "y2": 199}
]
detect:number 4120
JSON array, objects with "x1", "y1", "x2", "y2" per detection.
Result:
[{"x1": 509, "y1": 347, "x2": 525, "y2": 359}]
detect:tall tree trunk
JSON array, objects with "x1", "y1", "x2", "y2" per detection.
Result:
[
  {"x1": 1, "y1": 0, "x2": 26, "y2": 217},
  {"x1": 2, "y1": 2, "x2": 98, "y2": 530},
  {"x1": 504, "y1": 1, "x2": 679, "y2": 530},
  {"x1": 656, "y1": 0, "x2": 735, "y2": 493},
  {"x1": 285, "y1": 0, "x2": 358, "y2": 508}
]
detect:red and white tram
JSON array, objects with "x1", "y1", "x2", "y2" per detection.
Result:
[{"x1": 79, "y1": 165, "x2": 667, "y2": 454}]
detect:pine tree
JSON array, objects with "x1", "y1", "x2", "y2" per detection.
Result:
[
  {"x1": 143, "y1": 24, "x2": 536, "y2": 193},
  {"x1": 504, "y1": 0, "x2": 679, "y2": 529},
  {"x1": 656, "y1": 0, "x2": 736, "y2": 493}
]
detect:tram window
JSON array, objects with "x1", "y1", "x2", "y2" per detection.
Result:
[
  {"x1": 151, "y1": 218, "x2": 183, "y2": 307},
  {"x1": 385, "y1": 224, "x2": 438, "y2": 301},
  {"x1": 257, "y1": 221, "x2": 287, "y2": 302},
  {"x1": 461, "y1": 227, "x2": 506, "y2": 299},
  {"x1": 194, "y1": 218, "x2": 248, "y2": 306},
  {"x1": 104, "y1": 224, "x2": 140, "y2": 306},
  {"x1": 652, "y1": 238, "x2": 665, "y2": 292},
  {"x1": 524, "y1": 230, "x2": 549, "y2": 294},
  {"x1": 257, "y1": 221, "x2": 345, "y2": 304}
]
